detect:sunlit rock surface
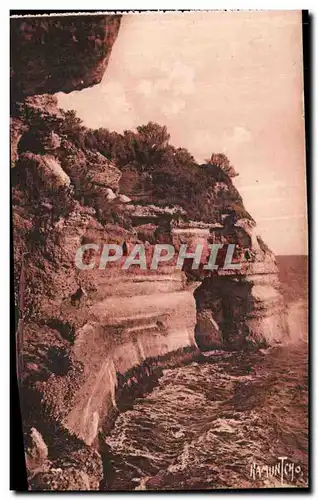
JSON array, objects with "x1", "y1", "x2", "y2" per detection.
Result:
[{"x1": 63, "y1": 271, "x2": 197, "y2": 445}]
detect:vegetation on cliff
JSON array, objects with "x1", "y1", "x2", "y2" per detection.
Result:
[{"x1": 54, "y1": 110, "x2": 253, "y2": 224}]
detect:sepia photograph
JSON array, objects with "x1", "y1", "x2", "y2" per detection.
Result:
[{"x1": 10, "y1": 10, "x2": 309, "y2": 491}]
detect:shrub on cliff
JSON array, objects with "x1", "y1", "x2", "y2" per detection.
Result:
[
  {"x1": 56, "y1": 111, "x2": 251, "y2": 223},
  {"x1": 59, "y1": 110, "x2": 87, "y2": 148},
  {"x1": 204, "y1": 152, "x2": 238, "y2": 178}
]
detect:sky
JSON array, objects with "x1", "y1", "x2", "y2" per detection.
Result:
[{"x1": 57, "y1": 11, "x2": 308, "y2": 255}]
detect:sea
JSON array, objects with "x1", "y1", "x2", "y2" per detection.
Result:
[{"x1": 103, "y1": 255, "x2": 308, "y2": 491}]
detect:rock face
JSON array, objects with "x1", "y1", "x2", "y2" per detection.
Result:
[
  {"x1": 12, "y1": 94, "x2": 200, "y2": 489},
  {"x1": 167, "y1": 220, "x2": 288, "y2": 350},
  {"x1": 186, "y1": 222, "x2": 288, "y2": 349},
  {"x1": 10, "y1": 14, "x2": 123, "y2": 491},
  {"x1": 194, "y1": 263, "x2": 288, "y2": 350},
  {"x1": 19, "y1": 152, "x2": 71, "y2": 193},
  {"x1": 10, "y1": 15, "x2": 121, "y2": 98},
  {"x1": 62, "y1": 270, "x2": 196, "y2": 445},
  {"x1": 10, "y1": 13, "x2": 288, "y2": 491}
]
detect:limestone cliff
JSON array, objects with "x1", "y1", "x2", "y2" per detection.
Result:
[{"x1": 11, "y1": 14, "x2": 288, "y2": 491}]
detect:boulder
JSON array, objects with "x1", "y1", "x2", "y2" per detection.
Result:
[
  {"x1": 25, "y1": 428, "x2": 49, "y2": 474},
  {"x1": 61, "y1": 149, "x2": 121, "y2": 194},
  {"x1": 105, "y1": 187, "x2": 117, "y2": 202},
  {"x1": 19, "y1": 152, "x2": 71, "y2": 192},
  {"x1": 85, "y1": 152, "x2": 121, "y2": 189},
  {"x1": 118, "y1": 194, "x2": 131, "y2": 204}
]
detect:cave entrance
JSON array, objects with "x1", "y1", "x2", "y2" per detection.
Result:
[{"x1": 193, "y1": 276, "x2": 253, "y2": 350}]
